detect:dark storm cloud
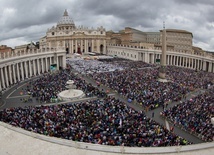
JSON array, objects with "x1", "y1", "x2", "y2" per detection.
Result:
[
  {"x1": 2, "y1": 1, "x2": 65, "y2": 30},
  {"x1": 78, "y1": 0, "x2": 166, "y2": 30},
  {"x1": 174, "y1": 0, "x2": 214, "y2": 5},
  {"x1": 0, "y1": 0, "x2": 214, "y2": 51}
]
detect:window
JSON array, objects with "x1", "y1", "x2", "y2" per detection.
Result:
[{"x1": 52, "y1": 32, "x2": 54, "y2": 35}]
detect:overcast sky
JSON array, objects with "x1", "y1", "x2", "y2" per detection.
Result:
[{"x1": 0, "y1": 0, "x2": 214, "y2": 51}]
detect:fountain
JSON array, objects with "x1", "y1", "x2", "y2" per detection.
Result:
[{"x1": 58, "y1": 80, "x2": 85, "y2": 100}]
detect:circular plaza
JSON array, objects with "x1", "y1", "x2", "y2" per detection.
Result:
[{"x1": 0, "y1": 52, "x2": 214, "y2": 155}]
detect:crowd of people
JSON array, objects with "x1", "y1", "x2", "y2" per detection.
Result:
[
  {"x1": 0, "y1": 96, "x2": 190, "y2": 147},
  {"x1": 83, "y1": 59, "x2": 214, "y2": 110},
  {"x1": 68, "y1": 59, "x2": 124, "y2": 74},
  {"x1": 161, "y1": 87, "x2": 214, "y2": 142},
  {"x1": 1, "y1": 57, "x2": 214, "y2": 146},
  {"x1": 166, "y1": 66, "x2": 214, "y2": 89},
  {"x1": 90, "y1": 68, "x2": 189, "y2": 110},
  {"x1": 67, "y1": 58, "x2": 156, "y2": 74},
  {"x1": 28, "y1": 69, "x2": 106, "y2": 103}
]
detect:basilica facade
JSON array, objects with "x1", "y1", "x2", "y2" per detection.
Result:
[{"x1": 39, "y1": 10, "x2": 106, "y2": 54}]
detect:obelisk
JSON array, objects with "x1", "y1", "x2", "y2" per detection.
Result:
[{"x1": 158, "y1": 22, "x2": 167, "y2": 80}]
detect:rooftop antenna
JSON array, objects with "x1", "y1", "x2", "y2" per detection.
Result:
[{"x1": 163, "y1": 21, "x2": 165, "y2": 29}]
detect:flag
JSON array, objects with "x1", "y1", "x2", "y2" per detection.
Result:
[{"x1": 119, "y1": 118, "x2": 122, "y2": 127}]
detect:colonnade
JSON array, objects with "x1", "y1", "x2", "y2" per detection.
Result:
[
  {"x1": 0, "y1": 51, "x2": 66, "y2": 91},
  {"x1": 107, "y1": 45, "x2": 214, "y2": 73}
]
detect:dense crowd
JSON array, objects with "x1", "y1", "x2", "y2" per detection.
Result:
[
  {"x1": 68, "y1": 59, "x2": 124, "y2": 74},
  {"x1": 1, "y1": 58, "x2": 214, "y2": 146},
  {"x1": 0, "y1": 97, "x2": 190, "y2": 147},
  {"x1": 28, "y1": 69, "x2": 106, "y2": 103},
  {"x1": 67, "y1": 58, "x2": 156, "y2": 74},
  {"x1": 99, "y1": 58, "x2": 157, "y2": 69},
  {"x1": 161, "y1": 87, "x2": 214, "y2": 142},
  {"x1": 166, "y1": 66, "x2": 214, "y2": 89},
  {"x1": 90, "y1": 68, "x2": 189, "y2": 110},
  {"x1": 84, "y1": 60, "x2": 214, "y2": 110}
]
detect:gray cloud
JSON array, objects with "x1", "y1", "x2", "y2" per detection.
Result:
[{"x1": 0, "y1": 0, "x2": 214, "y2": 51}]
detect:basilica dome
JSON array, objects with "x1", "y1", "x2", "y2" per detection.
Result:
[{"x1": 57, "y1": 10, "x2": 75, "y2": 26}]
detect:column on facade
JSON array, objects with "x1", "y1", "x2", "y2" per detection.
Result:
[
  {"x1": 192, "y1": 59, "x2": 195, "y2": 69},
  {"x1": 197, "y1": 59, "x2": 200, "y2": 70},
  {"x1": 198, "y1": 59, "x2": 201, "y2": 70},
  {"x1": 20, "y1": 62, "x2": 24, "y2": 80},
  {"x1": 58, "y1": 56, "x2": 61, "y2": 68},
  {"x1": 193, "y1": 59, "x2": 196, "y2": 69},
  {"x1": 61, "y1": 55, "x2": 66, "y2": 69},
  {"x1": 45, "y1": 57, "x2": 48, "y2": 72},
  {"x1": 71, "y1": 40, "x2": 74, "y2": 54},
  {"x1": 186, "y1": 57, "x2": 188, "y2": 67},
  {"x1": 50, "y1": 56, "x2": 52, "y2": 66},
  {"x1": 198, "y1": 59, "x2": 200, "y2": 70},
  {"x1": 33, "y1": 60, "x2": 36, "y2": 75},
  {"x1": 208, "y1": 62, "x2": 212, "y2": 72},
  {"x1": 144, "y1": 52, "x2": 148, "y2": 63},
  {"x1": 75, "y1": 40, "x2": 78, "y2": 53},
  {"x1": 37, "y1": 59, "x2": 41, "y2": 75},
  {"x1": 0, "y1": 67, "x2": 6, "y2": 89},
  {"x1": 202, "y1": 60, "x2": 206, "y2": 71},
  {"x1": 187, "y1": 58, "x2": 190, "y2": 68},
  {"x1": 212, "y1": 62, "x2": 214, "y2": 73},
  {"x1": 200, "y1": 59, "x2": 203, "y2": 70},
  {"x1": 195, "y1": 59, "x2": 198, "y2": 70},
  {"x1": 182, "y1": 57, "x2": 184, "y2": 67},
  {"x1": 0, "y1": 75, "x2": 2, "y2": 91},
  {"x1": 69, "y1": 40, "x2": 72, "y2": 54},
  {"x1": 189, "y1": 58, "x2": 191, "y2": 68},
  {"x1": 172, "y1": 56, "x2": 175, "y2": 66},
  {"x1": 24, "y1": 61, "x2": 28, "y2": 78},
  {"x1": 181, "y1": 57, "x2": 183, "y2": 67},
  {"x1": 56, "y1": 55, "x2": 59, "y2": 70},
  {"x1": 191, "y1": 58, "x2": 194, "y2": 69},
  {"x1": 190, "y1": 58, "x2": 194, "y2": 69},
  {"x1": 29, "y1": 60, "x2": 32, "y2": 77},
  {"x1": 179, "y1": 56, "x2": 181, "y2": 66},
  {"x1": 17, "y1": 63, "x2": 20, "y2": 82},
  {"x1": 97, "y1": 39, "x2": 100, "y2": 53},
  {"x1": 175, "y1": 56, "x2": 177, "y2": 66},
  {"x1": 151, "y1": 53, "x2": 154, "y2": 64},
  {"x1": 171, "y1": 55, "x2": 174, "y2": 65},
  {"x1": 80, "y1": 39, "x2": 83, "y2": 53},
  {"x1": 41, "y1": 58, "x2": 44, "y2": 73},
  {"x1": 84, "y1": 39, "x2": 87, "y2": 53},
  {"x1": 103, "y1": 40, "x2": 106, "y2": 54},
  {"x1": 4, "y1": 66, "x2": 9, "y2": 87},
  {"x1": 91, "y1": 39, "x2": 94, "y2": 52},
  {"x1": 176, "y1": 57, "x2": 179, "y2": 66},
  {"x1": 166, "y1": 55, "x2": 169, "y2": 65},
  {"x1": 170, "y1": 55, "x2": 172, "y2": 66},
  {"x1": 178, "y1": 57, "x2": 181, "y2": 66},
  {"x1": 12, "y1": 64, "x2": 17, "y2": 84},
  {"x1": 8, "y1": 65, "x2": 13, "y2": 85},
  {"x1": 183, "y1": 57, "x2": 185, "y2": 67}
]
